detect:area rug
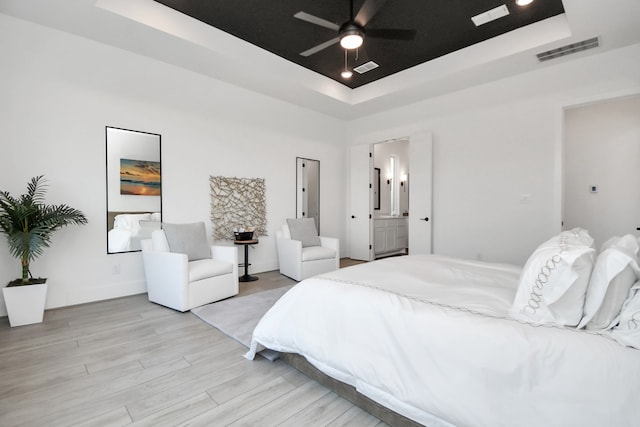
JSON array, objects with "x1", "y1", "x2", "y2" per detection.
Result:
[{"x1": 191, "y1": 285, "x2": 294, "y2": 360}]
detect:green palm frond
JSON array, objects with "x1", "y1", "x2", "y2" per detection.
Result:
[
  {"x1": 25, "y1": 175, "x2": 48, "y2": 205},
  {"x1": 0, "y1": 176, "x2": 87, "y2": 284}
]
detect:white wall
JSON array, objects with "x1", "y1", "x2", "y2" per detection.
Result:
[
  {"x1": 564, "y1": 95, "x2": 640, "y2": 247},
  {"x1": 348, "y1": 44, "x2": 640, "y2": 265},
  {"x1": 0, "y1": 14, "x2": 347, "y2": 316}
]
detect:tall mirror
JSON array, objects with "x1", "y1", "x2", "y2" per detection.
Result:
[
  {"x1": 106, "y1": 126, "x2": 162, "y2": 254},
  {"x1": 296, "y1": 157, "x2": 320, "y2": 234}
]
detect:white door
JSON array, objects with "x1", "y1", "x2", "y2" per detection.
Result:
[
  {"x1": 350, "y1": 144, "x2": 372, "y2": 261},
  {"x1": 564, "y1": 95, "x2": 640, "y2": 247},
  {"x1": 408, "y1": 132, "x2": 433, "y2": 254}
]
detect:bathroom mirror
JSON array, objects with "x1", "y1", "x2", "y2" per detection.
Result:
[
  {"x1": 296, "y1": 157, "x2": 320, "y2": 234},
  {"x1": 106, "y1": 126, "x2": 162, "y2": 254},
  {"x1": 374, "y1": 168, "x2": 381, "y2": 210}
]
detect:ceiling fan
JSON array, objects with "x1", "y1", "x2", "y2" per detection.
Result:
[{"x1": 295, "y1": 0, "x2": 417, "y2": 57}]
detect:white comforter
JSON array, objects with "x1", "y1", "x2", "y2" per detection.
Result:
[{"x1": 247, "y1": 255, "x2": 640, "y2": 427}]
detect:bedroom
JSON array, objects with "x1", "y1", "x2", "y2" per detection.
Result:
[{"x1": 1, "y1": 0, "x2": 640, "y2": 425}]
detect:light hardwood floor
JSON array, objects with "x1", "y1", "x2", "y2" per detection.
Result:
[{"x1": 0, "y1": 260, "x2": 384, "y2": 427}]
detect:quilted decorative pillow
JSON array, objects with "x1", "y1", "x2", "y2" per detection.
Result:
[
  {"x1": 510, "y1": 230, "x2": 596, "y2": 326},
  {"x1": 162, "y1": 222, "x2": 211, "y2": 261}
]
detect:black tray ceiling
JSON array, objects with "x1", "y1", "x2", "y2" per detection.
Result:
[{"x1": 153, "y1": 0, "x2": 565, "y2": 89}]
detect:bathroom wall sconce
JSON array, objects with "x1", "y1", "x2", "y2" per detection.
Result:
[
  {"x1": 386, "y1": 178, "x2": 392, "y2": 185},
  {"x1": 401, "y1": 174, "x2": 407, "y2": 191}
]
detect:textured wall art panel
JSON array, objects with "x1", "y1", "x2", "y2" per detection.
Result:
[{"x1": 209, "y1": 176, "x2": 267, "y2": 240}]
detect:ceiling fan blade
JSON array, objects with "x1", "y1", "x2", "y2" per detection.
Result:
[
  {"x1": 366, "y1": 28, "x2": 417, "y2": 40},
  {"x1": 294, "y1": 11, "x2": 340, "y2": 31},
  {"x1": 300, "y1": 37, "x2": 340, "y2": 57},
  {"x1": 354, "y1": 0, "x2": 388, "y2": 26}
]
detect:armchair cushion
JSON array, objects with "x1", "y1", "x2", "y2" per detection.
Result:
[
  {"x1": 162, "y1": 222, "x2": 210, "y2": 261},
  {"x1": 189, "y1": 259, "x2": 234, "y2": 282},
  {"x1": 286, "y1": 218, "x2": 321, "y2": 247},
  {"x1": 302, "y1": 246, "x2": 337, "y2": 262}
]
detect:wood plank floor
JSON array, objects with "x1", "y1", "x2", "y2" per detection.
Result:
[{"x1": 0, "y1": 260, "x2": 384, "y2": 427}]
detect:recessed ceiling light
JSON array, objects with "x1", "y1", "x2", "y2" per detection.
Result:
[
  {"x1": 515, "y1": 0, "x2": 534, "y2": 6},
  {"x1": 341, "y1": 70, "x2": 353, "y2": 78}
]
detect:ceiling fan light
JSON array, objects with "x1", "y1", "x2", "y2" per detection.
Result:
[
  {"x1": 341, "y1": 70, "x2": 353, "y2": 78},
  {"x1": 515, "y1": 0, "x2": 534, "y2": 5},
  {"x1": 340, "y1": 33, "x2": 363, "y2": 49}
]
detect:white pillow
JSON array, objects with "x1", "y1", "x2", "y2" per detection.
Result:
[
  {"x1": 536, "y1": 227, "x2": 595, "y2": 250},
  {"x1": 610, "y1": 283, "x2": 640, "y2": 350},
  {"x1": 162, "y1": 222, "x2": 211, "y2": 261},
  {"x1": 601, "y1": 234, "x2": 640, "y2": 255},
  {"x1": 286, "y1": 218, "x2": 321, "y2": 247},
  {"x1": 114, "y1": 213, "x2": 151, "y2": 233},
  {"x1": 579, "y1": 235, "x2": 640, "y2": 330},
  {"x1": 510, "y1": 232, "x2": 596, "y2": 326}
]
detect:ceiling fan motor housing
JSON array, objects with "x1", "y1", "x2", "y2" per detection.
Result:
[{"x1": 340, "y1": 22, "x2": 365, "y2": 36}]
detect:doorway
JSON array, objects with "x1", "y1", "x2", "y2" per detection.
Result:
[
  {"x1": 563, "y1": 94, "x2": 640, "y2": 248},
  {"x1": 349, "y1": 132, "x2": 432, "y2": 261}
]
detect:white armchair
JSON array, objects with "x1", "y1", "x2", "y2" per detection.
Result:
[
  {"x1": 141, "y1": 225, "x2": 239, "y2": 312},
  {"x1": 276, "y1": 218, "x2": 339, "y2": 281}
]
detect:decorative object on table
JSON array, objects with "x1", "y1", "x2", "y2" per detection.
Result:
[
  {"x1": 209, "y1": 176, "x2": 267, "y2": 240},
  {"x1": 233, "y1": 226, "x2": 254, "y2": 241},
  {"x1": 0, "y1": 175, "x2": 87, "y2": 326}
]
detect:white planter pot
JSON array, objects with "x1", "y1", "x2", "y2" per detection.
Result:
[{"x1": 2, "y1": 282, "x2": 48, "y2": 327}]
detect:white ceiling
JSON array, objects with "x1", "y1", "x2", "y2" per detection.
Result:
[{"x1": 2, "y1": 0, "x2": 639, "y2": 120}]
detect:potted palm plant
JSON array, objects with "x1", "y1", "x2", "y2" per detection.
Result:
[{"x1": 0, "y1": 175, "x2": 87, "y2": 326}]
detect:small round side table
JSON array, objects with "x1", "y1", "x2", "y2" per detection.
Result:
[{"x1": 234, "y1": 239, "x2": 259, "y2": 282}]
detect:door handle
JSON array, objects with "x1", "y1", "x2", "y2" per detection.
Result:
[
  {"x1": 421, "y1": 217, "x2": 429, "y2": 222},
  {"x1": 351, "y1": 215, "x2": 356, "y2": 219}
]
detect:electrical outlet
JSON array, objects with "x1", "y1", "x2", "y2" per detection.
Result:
[{"x1": 112, "y1": 264, "x2": 121, "y2": 275}]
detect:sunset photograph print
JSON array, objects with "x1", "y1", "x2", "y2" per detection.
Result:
[{"x1": 120, "y1": 158, "x2": 161, "y2": 196}]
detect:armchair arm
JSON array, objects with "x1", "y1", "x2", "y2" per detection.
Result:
[
  {"x1": 276, "y1": 237, "x2": 303, "y2": 280},
  {"x1": 211, "y1": 245, "x2": 239, "y2": 279},
  {"x1": 142, "y1": 250, "x2": 190, "y2": 311},
  {"x1": 319, "y1": 236, "x2": 340, "y2": 270},
  {"x1": 319, "y1": 236, "x2": 340, "y2": 254}
]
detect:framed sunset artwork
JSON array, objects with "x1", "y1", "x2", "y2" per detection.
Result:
[{"x1": 119, "y1": 158, "x2": 161, "y2": 196}]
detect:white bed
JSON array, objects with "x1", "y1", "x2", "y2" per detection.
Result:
[{"x1": 246, "y1": 254, "x2": 640, "y2": 427}]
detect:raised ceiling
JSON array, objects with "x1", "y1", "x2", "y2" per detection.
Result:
[
  {"x1": 2, "y1": 0, "x2": 640, "y2": 119},
  {"x1": 153, "y1": 0, "x2": 565, "y2": 89}
]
